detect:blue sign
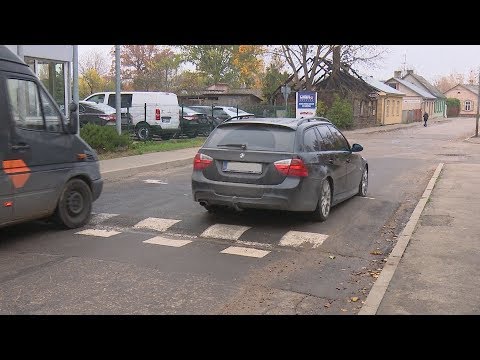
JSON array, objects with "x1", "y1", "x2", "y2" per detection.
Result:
[{"x1": 297, "y1": 91, "x2": 316, "y2": 109}]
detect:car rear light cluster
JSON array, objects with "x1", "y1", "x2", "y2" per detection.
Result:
[
  {"x1": 274, "y1": 158, "x2": 308, "y2": 177},
  {"x1": 193, "y1": 153, "x2": 213, "y2": 170},
  {"x1": 155, "y1": 108, "x2": 161, "y2": 120},
  {"x1": 183, "y1": 115, "x2": 198, "y2": 121},
  {"x1": 99, "y1": 114, "x2": 116, "y2": 122}
]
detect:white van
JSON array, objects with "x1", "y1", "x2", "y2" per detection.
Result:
[{"x1": 84, "y1": 91, "x2": 180, "y2": 140}]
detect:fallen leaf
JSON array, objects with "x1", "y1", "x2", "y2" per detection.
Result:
[
  {"x1": 324, "y1": 303, "x2": 331, "y2": 308},
  {"x1": 370, "y1": 250, "x2": 383, "y2": 255},
  {"x1": 351, "y1": 297, "x2": 359, "y2": 302},
  {"x1": 329, "y1": 255, "x2": 335, "y2": 259},
  {"x1": 341, "y1": 309, "x2": 348, "y2": 312}
]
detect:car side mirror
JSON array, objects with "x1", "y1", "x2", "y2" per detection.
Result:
[
  {"x1": 351, "y1": 143, "x2": 363, "y2": 152},
  {"x1": 68, "y1": 102, "x2": 79, "y2": 134}
]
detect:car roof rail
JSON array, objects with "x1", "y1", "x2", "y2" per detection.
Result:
[{"x1": 296, "y1": 116, "x2": 331, "y2": 126}]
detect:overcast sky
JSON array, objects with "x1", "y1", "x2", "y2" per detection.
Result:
[{"x1": 78, "y1": 45, "x2": 480, "y2": 83}]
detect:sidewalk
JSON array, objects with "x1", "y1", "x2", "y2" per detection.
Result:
[
  {"x1": 374, "y1": 163, "x2": 480, "y2": 314},
  {"x1": 99, "y1": 117, "x2": 452, "y2": 178}
]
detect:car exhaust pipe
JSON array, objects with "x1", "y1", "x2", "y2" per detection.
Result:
[{"x1": 199, "y1": 201, "x2": 208, "y2": 207}]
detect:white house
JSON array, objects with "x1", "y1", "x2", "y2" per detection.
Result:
[{"x1": 5, "y1": 45, "x2": 73, "y2": 115}]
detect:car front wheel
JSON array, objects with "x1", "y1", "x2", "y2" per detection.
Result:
[{"x1": 358, "y1": 167, "x2": 368, "y2": 196}]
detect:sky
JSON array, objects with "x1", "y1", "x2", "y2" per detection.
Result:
[{"x1": 78, "y1": 45, "x2": 480, "y2": 83}]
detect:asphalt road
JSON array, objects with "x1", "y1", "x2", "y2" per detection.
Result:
[{"x1": 0, "y1": 118, "x2": 477, "y2": 314}]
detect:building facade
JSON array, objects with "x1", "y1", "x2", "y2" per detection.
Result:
[
  {"x1": 400, "y1": 70, "x2": 446, "y2": 119},
  {"x1": 361, "y1": 76, "x2": 404, "y2": 125},
  {"x1": 5, "y1": 45, "x2": 73, "y2": 115},
  {"x1": 444, "y1": 84, "x2": 478, "y2": 117}
]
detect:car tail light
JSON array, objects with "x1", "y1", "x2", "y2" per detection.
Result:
[
  {"x1": 193, "y1": 153, "x2": 213, "y2": 170},
  {"x1": 183, "y1": 115, "x2": 197, "y2": 121},
  {"x1": 155, "y1": 108, "x2": 161, "y2": 120},
  {"x1": 100, "y1": 114, "x2": 116, "y2": 122},
  {"x1": 274, "y1": 158, "x2": 308, "y2": 177}
]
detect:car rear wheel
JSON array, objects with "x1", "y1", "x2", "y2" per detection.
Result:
[
  {"x1": 136, "y1": 124, "x2": 151, "y2": 141},
  {"x1": 53, "y1": 178, "x2": 92, "y2": 229},
  {"x1": 358, "y1": 167, "x2": 368, "y2": 196},
  {"x1": 312, "y1": 179, "x2": 331, "y2": 222}
]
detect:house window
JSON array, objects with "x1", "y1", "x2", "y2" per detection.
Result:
[
  {"x1": 465, "y1": 100, "x2": 472, "y2": 111},
  {"x1": 392, "y1": 100, "x2": 395, "y2": 116},
  {"x1": 397, "y1": 100, "x2": 400, "y2": 115},
  {"x1": 386, "y1": 99, "x2": 390, "y2": 116}
]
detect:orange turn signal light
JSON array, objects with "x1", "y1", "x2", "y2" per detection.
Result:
[
  {"x1": 77, "y1": 153, "x2": 87, "y2": 161},
  {"x1": 4, "y1": 201, "x2": 13, "y2": 207}
]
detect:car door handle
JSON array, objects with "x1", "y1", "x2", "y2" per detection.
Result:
[{"x1": 11, "y1": 143, "x2": 31, "y2": 151}]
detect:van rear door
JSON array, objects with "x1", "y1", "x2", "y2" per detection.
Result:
[
  {"x1": 2, "y1": 72, "x2": 74, "y2": 221},
  {"x1": 0, "y1": 82, "x2": 13, "y2": 224}
]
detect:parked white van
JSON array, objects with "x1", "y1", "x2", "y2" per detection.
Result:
[{"x1": 84, "y1": 91, "x2": 180, "y2": 140}]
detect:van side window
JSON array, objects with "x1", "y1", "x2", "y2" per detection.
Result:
[
  {"x1": 86, "y1": 94, "x2": 105, "y2": 104},
  {"x1": 38, "y1": 87, "x2": 63, "y2": 132},
  {"x1": 107, "y1": 94, "x2": 133, "y2": 109},
  {"x1": 6, "y1": 78, "x2": 45, "y2": 131}
]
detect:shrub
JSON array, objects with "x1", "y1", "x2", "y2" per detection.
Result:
[
  {"x1": 316, "y1": 100, "x2": 328, "y2": 117},
  {"x1": 80, "y1": 124, "x2": 132, "y2": 153},
  {"x1": 446, "y1": 98, "x2": 460, "y2": 108},
  {"x1": 326, "y1": 94, "x2": 353, "y2": 129}
]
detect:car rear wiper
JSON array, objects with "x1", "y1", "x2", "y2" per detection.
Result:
[{"x1": 217, "y1": 143, "x2": 247, "y2": 150}]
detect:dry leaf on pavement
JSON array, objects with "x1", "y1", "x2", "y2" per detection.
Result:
[
  {"x1": 329, "y1": 255, "x2": 335, "y2": 259},
  {"x1": 351, "y1": 297, "x2": 359, "y2": 302}
]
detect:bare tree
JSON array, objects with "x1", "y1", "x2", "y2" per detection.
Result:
[
  {"x1": 269, "y1": 45, "x2": 385, "y2": 91},
  {"x1": 79, "y1": 49, "x2": 109, "y2": 76}
]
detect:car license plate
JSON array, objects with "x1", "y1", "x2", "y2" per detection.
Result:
[{"x1": 223, "y1": 161, "x2": 262, "y2": 174}]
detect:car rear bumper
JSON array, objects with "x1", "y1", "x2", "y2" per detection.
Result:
[{"x1": 192, "y1": 172, "x2": 317, "y2": 211}]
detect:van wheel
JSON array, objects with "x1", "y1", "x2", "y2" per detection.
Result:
[
  {"x1": 54, "y1": 179, "x2": 92, "y2": 229},
  {"x1": 136, "y1": 124, "x2": 151, "y2": 141},
  {"x1": 311, "y1": 179, "x2": 331, "y2": 222}
]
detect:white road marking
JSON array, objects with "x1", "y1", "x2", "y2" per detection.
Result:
[
  {"x1": 279, "y1": 231, "x2": 329, "y2": 248},
  {"x1": 200, "y1": 224, "x2": 251, "y2": 240},
  {"x1": 75, "y1": 229, "x2": 121, "y2": 237},
  {"x1": 220, "y1": 246, "x2": 270, "y2": 258},
  {"x1": 235, "y1": 240, "x2": 274, "y2": 250},
  {"x1": 133, "y1": 218, "x2": 181, "y2": 232},
  {"x1": 143, "y1": 179, "x2": 168, "y2": 184},
  {"x1": 143, "y1": 236, "x2": 192, "y2": 247},
  {"x1": 90, "y1": 213, "x2": 119, "y2": 224}
]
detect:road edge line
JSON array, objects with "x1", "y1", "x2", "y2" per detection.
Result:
[{"x1": 358, "y1": 162, "x2": 444, "y2": 315}]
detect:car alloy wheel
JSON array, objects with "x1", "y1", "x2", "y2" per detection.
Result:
[
  {"x1": 320, "y1": 180, "x2": 331, "y2": 218},
  {"x1": 359, "y1": 168, "x2": 368, "y2": 196}
]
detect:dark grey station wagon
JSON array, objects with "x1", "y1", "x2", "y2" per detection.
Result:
[{"x1": 191, "y1": 117, "x2": 368, "y2": 221}]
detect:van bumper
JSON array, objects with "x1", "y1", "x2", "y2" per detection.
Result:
[{"x1": 91, "y1": 178, "x2": 103, "y2": 201}]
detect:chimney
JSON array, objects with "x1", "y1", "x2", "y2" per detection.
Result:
[
  {"x1": 394, "y1": 70, "x2": 401, "y2": 78},
  {"x1": 406, "y1": 69, "x2": 414, "y2": 75}
]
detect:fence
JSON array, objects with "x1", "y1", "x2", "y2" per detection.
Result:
[{"x1": 401, "y1": 109, "x2": 422, "y2": 123}]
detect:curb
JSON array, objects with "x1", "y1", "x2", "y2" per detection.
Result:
[
  {"x1": 348, "y1": 118, "x2": 450, "y2": 136},
  {"x1": 101, "y1": 157, "x2": 193, "y2": 180},
  {"x1": 358, "y1": 162, "x2": 444, "y2": 315}
]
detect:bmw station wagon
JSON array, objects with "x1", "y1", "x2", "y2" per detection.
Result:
[{"x1": 191, "y1": 117, "x2": 368, "y2": 221}]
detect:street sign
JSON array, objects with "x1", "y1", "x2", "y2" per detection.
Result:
[{"x1": 296, "y1": 91, "x2": 317, "y2": 118}]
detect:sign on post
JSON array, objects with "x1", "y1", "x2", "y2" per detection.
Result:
[{"x1": 296, "y1": 91, "x2": 317, "y2": 118}]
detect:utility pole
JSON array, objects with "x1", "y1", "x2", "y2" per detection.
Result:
[
  {"x1": 475, "y1": 70, "x2": 480, "y2": 137},
  {"x1": 115, "y1": 45, "x2": 121, "y2": 135},
  {"x1": 73, "y1": 45, "x2": 79, "y2": 134}
]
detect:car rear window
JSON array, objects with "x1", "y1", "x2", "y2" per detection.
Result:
[{"x1": 204, "y1": 124, "x2": 295, "y2": 152}]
